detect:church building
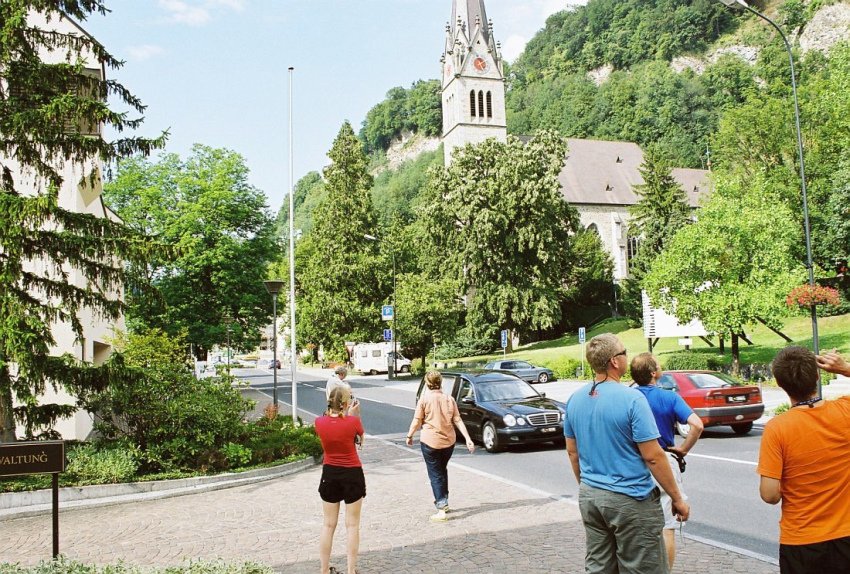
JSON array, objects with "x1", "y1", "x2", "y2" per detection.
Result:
[{"x1": 440, "y1": 0, "x2": 711, "y2": 281}]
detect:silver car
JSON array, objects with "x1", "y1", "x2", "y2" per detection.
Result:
[{"x1": 483, "y1": 360, "x2": 554, "y2": 384}]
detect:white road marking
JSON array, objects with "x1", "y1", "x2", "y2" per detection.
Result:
[{"x1": 686, "y1": 453, "x2": 758, "y2": 466}]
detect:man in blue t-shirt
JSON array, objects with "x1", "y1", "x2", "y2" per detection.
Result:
[
  {"x1": 564, "y1": 334, "x2": 689, "y2": 574},
  {"x1": 631, "y1": 352, "x2": 704, "y2": 570}
]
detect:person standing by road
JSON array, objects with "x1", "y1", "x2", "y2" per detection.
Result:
[
  {"x1": 758, "y1": 347, "x2": 850, "y2": 574},
  {"x1": 315, "y1": 385, "x2": 365, "y2": 574},
  {"x1": 564, "y1": 333, "x2": 689, "y2": 574},
  {"x1": 631, "y1": 352, "x2": 704, "y2": 570},
  {"x1": 405, "y1": 370, "x2": 475, "y2": 522}
]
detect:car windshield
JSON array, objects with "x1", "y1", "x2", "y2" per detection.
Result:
[
  {"x1": 686, "y1": 372, "x2": 742, "y2": 389},
  {"x1": 477, "y1": 379, "x2": 539, "y2": 401}
]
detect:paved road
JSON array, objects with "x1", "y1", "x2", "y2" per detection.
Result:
[{"x1": 242, "y1": 367, "x2": 781, "y2": 563}]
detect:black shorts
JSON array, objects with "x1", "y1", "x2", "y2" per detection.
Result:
[
  {"x1": 780, "y1": 535, "x2": 850, "y2": 574},
  {"x1": 318, "y1": 465, "x2": 366, "y2": 504}
]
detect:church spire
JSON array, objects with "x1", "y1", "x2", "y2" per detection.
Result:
[{"x1": 452, "y1": 0, "x2": 491, "y2": 47}]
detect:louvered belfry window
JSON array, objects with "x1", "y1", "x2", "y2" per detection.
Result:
[
  {"x1": 478, "y1": 91, "x2": 484, "y2": 117},
  {"x1": 470, "y1": 90, "x2": 477, "y2": 119},
  {"x1": 486, "y1": 91, "x2": 493, "y2": 118}
]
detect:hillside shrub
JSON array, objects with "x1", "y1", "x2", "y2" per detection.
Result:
[
  {"x1": 541, "y1": 357, "x2": 583, "y2": 380},
  {"x1": 662, "y1": 352, "x2": 724, "y2": 371}
]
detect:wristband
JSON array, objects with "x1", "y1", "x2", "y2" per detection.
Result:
[{"x1": 406, "y1": 435, "x2": 412, "y2": 439}]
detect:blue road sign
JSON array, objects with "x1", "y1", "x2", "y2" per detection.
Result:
[
  {"x1": 383, "y1": 329, "x2": 393, "y2": 341},
  {"x1": 500, "y1": 329, "x2": 508, "y2": 349},
  {"x1": 381, "y1": 305, "x2": 394, "y2": 321},
  {"x1": 578, "y1": 327, "x2": 586, "y2": 344}
]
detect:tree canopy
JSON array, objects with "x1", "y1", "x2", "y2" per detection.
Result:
[
  {"x1": 359, "y1": 80, "x2": 442, "y2": 154},
  {"x1": 421, "y1": 131, "x2": 580, "y2": 348},
  {"x1": 103, "y1": 145, "x2": 279, "y2": 358}
]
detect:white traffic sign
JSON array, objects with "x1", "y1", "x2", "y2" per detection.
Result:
[
  {"x1": 578, "y1": 327, "x2": 586, "y2": 344},
  {"x1": 383, "y1": 329, "x2": 393, "y2": 342},
  {"x1": 500, "y1": 329, "x2": 508, "y2": 349}
]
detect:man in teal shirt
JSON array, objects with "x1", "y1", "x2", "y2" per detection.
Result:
[{"x1": 564, "y1": 334, "x2": 689, "y2": 574}]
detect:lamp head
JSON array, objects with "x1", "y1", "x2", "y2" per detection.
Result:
[
  {"x1": 264, "y1": 279, "x2": 285, "y2": 295},
  {"x1": 716, "y1": 0, "x2": 749, "y2": 7}
]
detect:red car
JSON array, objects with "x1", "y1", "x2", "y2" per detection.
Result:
[{"x1": 657, "y1": 370, "x2": 764, "y2": 436}]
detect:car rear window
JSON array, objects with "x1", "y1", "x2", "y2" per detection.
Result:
[{"x1": 686, "y1": 372, "x2": 743, "y2": 389}]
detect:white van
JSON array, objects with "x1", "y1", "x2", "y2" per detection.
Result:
[{"x1": 352, "y1": 342, "x2": 411, "y2": 375}]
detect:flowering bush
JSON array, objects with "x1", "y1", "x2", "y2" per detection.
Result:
[{"x1": 785, "y1": 284, "x2": 841, "y2": 307}]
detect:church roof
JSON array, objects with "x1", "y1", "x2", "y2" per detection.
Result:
[
  {"x1": 452, "y1": 0, "x2": 491, "y2": 46},
  {"x1": 557, "y1": 138, "x2": 709, "y2": 208}
]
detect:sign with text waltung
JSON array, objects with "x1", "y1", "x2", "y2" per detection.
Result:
[
  {"x1": 0, "y1": 440, "x2": 65, "y2": 477},
  {"x1": 0, "y1": 441, "x2": 65, "y2": 558}
]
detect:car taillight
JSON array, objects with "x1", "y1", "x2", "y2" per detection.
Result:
[
  {"x1": 751, "y1": 390, "x2": 762, "y2": 402},
  {"x1": 706, "y1": 390, "x2": 726, "y2": 405}
]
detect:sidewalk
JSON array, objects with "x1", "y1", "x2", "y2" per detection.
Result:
[{"x1": 0, "y1": 436, "x2": 777, "y2": 573}]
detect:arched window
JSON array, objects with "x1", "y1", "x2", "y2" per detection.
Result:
[
  {"x1": 587, "y1": 223, "x2": 599, "y2": 235},
  {"x1": 470, "y1": 90, "x2": 476, "y2": 119},
  {"x1": 486, "y1": 91, "x2": 493, "y2": 118},
  {"x1": 478, "y1": 91, "x2": 484, "y2": 117}
]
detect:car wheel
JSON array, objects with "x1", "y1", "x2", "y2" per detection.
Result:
[
  {"x1": 731, "y1": 422, "x2": 754, "y2": 435},
  {"x1": 482, "y1": 422, "x2": 502, "y2": 453},
  {"x1": 400, "y1": 365, "x2": 410, "y2": 373},
  {"x1": 675, "y1": 421, "x2": 690, "y2": 437},
  {"x1": 368, "y1": 369, "x2": 377, "y2": 376},
  {"x1": 537, "y1": 372, "x2": 550, "y2": 384}
]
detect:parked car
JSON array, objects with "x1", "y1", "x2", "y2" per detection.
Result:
[
  {"x1": 415, "y1": 371, "x2": 566, "y2": 453},
  {"x1": 657, "y1": 370, "x2": 764, "y2": 435},
  {"x1": 483, "y1": 360, "x2": 554, "y2": 384},
  {"x1": 267, "y1": 359, "x2": 281, "y2": 369}
]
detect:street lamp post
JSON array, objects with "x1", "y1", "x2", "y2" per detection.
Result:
[
  {"x1": 287, "y1": 66, "x2": 298, "y2": 424},
  {"x1": 717, "y1": 0, "x2": 820, "y2": 392},
  {"x1": 264, "y1": 280, "x2": 285, "y2": 408},
  {"x1": 226, "y1": 323, "x2": 232, "y2": 373},
  {"x1": 364, "y1": 234, "x2": 397, "y2": 379}
]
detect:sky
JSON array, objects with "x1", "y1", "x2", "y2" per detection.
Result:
[{"x1": 83, "y1": 1, "x2": 586, "y2": 214}]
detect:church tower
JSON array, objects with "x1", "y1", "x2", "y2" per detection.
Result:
[{"x1": 441, "y1": 0, "x2": 507, "y2": 165}]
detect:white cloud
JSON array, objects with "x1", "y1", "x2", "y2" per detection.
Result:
[
  {"x1": 127, "y1": 44, "x2": 166, "y2": 61},
  {"x1": 158, "y1": 0, "x2": 245, "y2": 27},
  {"x1": 159, "y1": 0, "x2": 211, "y2": 26}
]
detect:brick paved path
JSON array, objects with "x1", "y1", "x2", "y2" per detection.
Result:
[{"x1": 0, "y1": 437, "x2": 778, "y2": 573}]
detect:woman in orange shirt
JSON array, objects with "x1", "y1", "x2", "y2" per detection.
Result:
[{"x1": 405, "y1": 371, "x2": 475, "y2": 522}]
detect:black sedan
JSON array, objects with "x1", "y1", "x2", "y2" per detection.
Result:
[
  {"x1": 416, "y1": 371, "x2": 566, "y2": 453},
  {"x1": 483, "y1": 359, "x2": 554, "y2": 383}
]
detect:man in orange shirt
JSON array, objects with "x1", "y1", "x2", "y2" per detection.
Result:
[{"x1": 758, "y1": 347, "x2": 850, "y2": 573}]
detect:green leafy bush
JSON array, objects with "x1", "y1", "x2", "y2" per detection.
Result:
[
  {"x1": 221, "y1": 443, "x2": 252, "y2": 469},
  {"x1": 245, "y1": 415, "x2": 322, "y2": 464},
  {"x1": 65, "y1": 443, "x2": 138, "y2": 485},
  {"x1": 662, "y1": 352, "x2": 723, "y2": 371},
  {"x1": 541, "y1": 357, "x2": 583, "y2": 380},
  {"x1": 0, "y1": 558, "x2": 273, "y2": 574},
  {"x1": 85, "y1": 329, "x2": 254, "y2": 473},
  {"x1": 774, "y1": 402, "x2": 791, "y2": 415}
]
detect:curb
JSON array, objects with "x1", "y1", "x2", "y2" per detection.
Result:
[{"x1": 0, "y1": 456, "x2": 320, "y2": 520}]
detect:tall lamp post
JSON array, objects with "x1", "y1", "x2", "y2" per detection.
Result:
[
  {"x1": 364, "y1": 234, "x2": 397, "y2": 379},
  {"x1": 264, "y1": 280, "x2": 285, "y2": 407},
  {"x1": 717, "y1": 0, "x2": 820, "y2": 391},
  {"x1": 287, "y1": 66, "x2": 298, "y2": 424}
]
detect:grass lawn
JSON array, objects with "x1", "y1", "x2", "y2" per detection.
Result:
[{"x1": 453, "y1": 312, "x2": 850, "y2": 371}]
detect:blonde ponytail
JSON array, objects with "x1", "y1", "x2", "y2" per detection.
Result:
[{"x1": 327, "y1": 385, "x2": 351, "y2": 416}]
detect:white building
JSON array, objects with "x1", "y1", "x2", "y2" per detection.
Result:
[{"x1": 2, "y1": 12, "x2": 123, "y2": 440}]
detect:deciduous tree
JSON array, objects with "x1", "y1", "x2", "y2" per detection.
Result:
[
  {"x1": 104, "y1": 145, "x2": 278, "y2": 358},
  {"x1": 421, "y1": 131, "x2": 579, "y2": 350}
]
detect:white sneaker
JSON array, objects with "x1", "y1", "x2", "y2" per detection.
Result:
[{"x1": 430, "y1": 509, "x2": 448, "y2": 522}]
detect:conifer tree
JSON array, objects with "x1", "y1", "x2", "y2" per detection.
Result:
[
  {"x1": 296, "y1": 122, "x2": 382, "y2": 359},
  {"x1": 0, "y1": 1, "x2": 164, "y2": 441}
]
